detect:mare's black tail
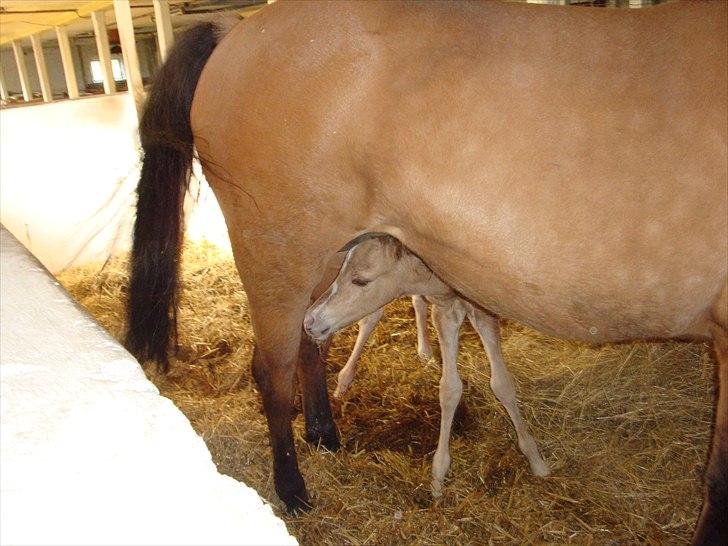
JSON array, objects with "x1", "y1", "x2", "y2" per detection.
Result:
[{"x1": 126, "y1": 18, "x2": 237, "y2": 369}]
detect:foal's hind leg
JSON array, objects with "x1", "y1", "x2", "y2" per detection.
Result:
[
  {"x1": 430, "y1": 297, "x2": 466, "y2": 498},
  {"x1": 335, "y1": 308, "x2": 384, "y2": 398},
  {"x1": 693, "y1": 320, "x2": 728, "y2": 546},
  {"x1": 467, "y1": 307, "x2": 550, "y2": 477},
  {"x1": 412, "y1": 295, "x2": 433, "y2": 361}
]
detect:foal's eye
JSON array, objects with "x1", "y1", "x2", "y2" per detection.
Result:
[{"x1": 351, "y1": 278, "x2": 370, "y2": 287}]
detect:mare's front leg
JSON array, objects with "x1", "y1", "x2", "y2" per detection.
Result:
[
  {"x1": 412, "y1": 295, "x2": 433, "y2": 361},
  {"x1": 467, "y1": 307, "x2": 550, "y2": 477},
  {"x1": 335, "y1": 308, "x2": 384, "y2": 398},
  {"x1": 693, "y1": 321, "x2": 728, "y2": 546},
  {"x1": 430, "y1": 297, "x2": 466, "y2": 497}
]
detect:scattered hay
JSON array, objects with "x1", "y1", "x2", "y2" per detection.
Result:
[{"x1": 58, "y1": 241, "x2": 715, "y2": 545}]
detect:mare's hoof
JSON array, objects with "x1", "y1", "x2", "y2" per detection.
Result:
[
  {"x1": 284, "y1": 493, "x2": 312, "y2": 515},
  {"x1": 305, "y1": 423, "x2": 341, "y2": 452},
  {"x1": 276, "y1": 476, "x2": 311, "y2": 515}
]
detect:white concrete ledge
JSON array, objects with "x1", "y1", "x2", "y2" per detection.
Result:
[{"x1": 0, "y1": 226, "x2": 296, "y2": 546}]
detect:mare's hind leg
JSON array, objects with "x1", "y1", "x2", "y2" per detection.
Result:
[
  {"x1": 335, "y1": 308, "x2": 384, "y2": 398},
  {"x1": 237, "y1": 247, "x2": 338, "y2": 512},
  {"x1": 467, "y1": 307, "x2": 550, "y2": 477},
  {"x1": 430, "y1": 297, "x2": 466, "y2": 498},
  {"x1": 298, "y1": 252, "x2": 346, "y2": 448},
  {"x1": 298, "y1": 336, "x2": 339, "y2": 450},
  {"x1": 693, "y1": 320, "x2": 728, "y2": 545},
  {"x1": 249, "y1": 300, "x2": 314, "y2": 512}
]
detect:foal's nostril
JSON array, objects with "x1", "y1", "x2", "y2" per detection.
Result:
[
  {"x1": 303, "y1": 315, "x2": 314, "y2": 331},
  {"x1": 320, "y1": 326, "x2": 330, "y2": 336}
]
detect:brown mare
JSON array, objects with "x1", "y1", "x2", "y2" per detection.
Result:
[{"x1": 126, "y1": 2, "x2": 727, "y2": 543}]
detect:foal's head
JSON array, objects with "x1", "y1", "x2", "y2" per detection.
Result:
[{"x1": 304, "y1": 236, "x2": 433, "y2": 340}]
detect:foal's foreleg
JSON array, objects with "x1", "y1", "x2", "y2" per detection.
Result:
[
  {"x1": 412, "y1": 295, "x2": 433, "y2": 361},
  {"x1": 467, "y1": 308, "x2": 550, "y2": 477},
  {"x1": 335, "y1": 308, "x2": 384, "y2": 398},
  {"x1": 430, "y1": 298, "x2": 466, "y2": 497}
]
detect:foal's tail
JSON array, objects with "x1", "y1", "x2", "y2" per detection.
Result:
[{"x1": 126, "y1": 17, "x2": 238, "y2": 369}]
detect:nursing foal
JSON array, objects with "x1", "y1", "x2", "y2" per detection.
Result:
[{"x1": 304, "y1": 236, "x2": 550, "y2": 496}]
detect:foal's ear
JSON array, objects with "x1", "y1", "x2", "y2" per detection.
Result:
[
  {"x1": 338, "y1": 231, "x2": 391, "y2": 253},
  {"x1": 379, "y1": 236, "x2": 406, "y2": 260}
]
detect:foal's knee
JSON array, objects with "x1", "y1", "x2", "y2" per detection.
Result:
[
  {"x1": 490, "y1": 374, "x2": 516, "y2": 404},
  {"x1": 440, "y1": 375, "x2": 463, "y2": 406}
]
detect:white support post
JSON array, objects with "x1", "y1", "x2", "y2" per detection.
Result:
[
  {"x1": 0, "y1": 64, "x2": 8, "y2": 100},
  {"x1": 153, "y1": 0, "x2": 174, "y2": 62},
  {"x1": 13, "y1": 40, "x2": 33, "y2": 102},
  {"x1": 91, "y1": 10, "x2": 116, "y2": 94},
  {"x1": 11, "y1": 41, "x2": 32, "y2": 101},
  {"x1": 30, "y1": 34, "x2": 53, "y2": 102},
  {"x1": 113, "y1": 0, "x2": 144, "y2": 117},
  {"x1": 55, "y1": 26, "x2": 80, "y2": 99}
]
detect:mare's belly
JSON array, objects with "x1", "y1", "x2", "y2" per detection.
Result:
[{"x1": 400, "y1": 227, "x2": 721, "y2": 344}]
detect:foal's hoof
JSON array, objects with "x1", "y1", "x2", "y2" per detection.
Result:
[
  {"x1": 333, "y1": 382, "x2": 350, "y2": 398},
  {"x1": 304, "y1": 423, "x2": 341, "y2": 452},
  {"x1": 530, "y1": 459, "x2": 551, "y2": 477},
  {"x1": 418, "y1": 347, "x2": 434, "y2": 362},
  {"x1": 430, "y1": 479, "x2": 444, "y2": 499}
]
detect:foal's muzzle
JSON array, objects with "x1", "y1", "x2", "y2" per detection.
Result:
[{"x1": 303, "y1": 313, "x2": 331, "y2": 341}]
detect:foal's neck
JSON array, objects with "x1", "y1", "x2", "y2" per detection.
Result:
[{"x1": 407, "y1": 271, "x2": 453, "y2": 299}]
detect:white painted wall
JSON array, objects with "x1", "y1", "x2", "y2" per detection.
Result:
[
  {"x1": 0, "y1": 93, "x2": 138, "y2": 271},
  {"x1": 0, "y1": 227, "x2": 296, "y2": 546},
  {"x1": 0, "y1": 92, "x2": 230, "y2": 273}
]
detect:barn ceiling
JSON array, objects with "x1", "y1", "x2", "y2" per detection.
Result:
[
  {"x1": 0, "y1": 0, "x2": 266, "y2": 46},
  {"x1": 0, "y1": 1, "x2": 110, "y2": 44}
]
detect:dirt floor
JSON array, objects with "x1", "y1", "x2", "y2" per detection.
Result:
[{"x1": 58, "y1": 242, "x2": 715, "y2": 545}]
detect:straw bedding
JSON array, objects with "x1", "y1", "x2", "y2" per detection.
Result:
[{"x1": 58, "y1": 241, "x2": 715, "y2": 545}]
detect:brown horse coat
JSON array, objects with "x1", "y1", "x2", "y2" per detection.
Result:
[
  {"x1": 193, "y1": 1, "x2": 726, "y2": 343},
  {"x1": 131, "y1": 1, "x2": 726, "y2": 543}
]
